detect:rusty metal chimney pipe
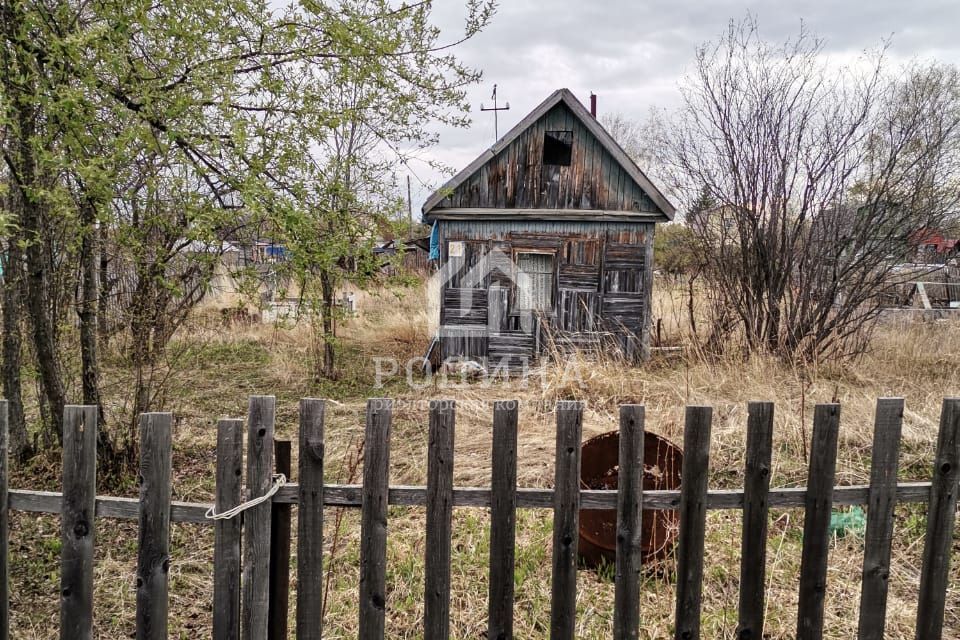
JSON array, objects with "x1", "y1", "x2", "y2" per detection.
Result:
[{"x1": 590, "y1": 92, "x2": 597, "y2": 117}]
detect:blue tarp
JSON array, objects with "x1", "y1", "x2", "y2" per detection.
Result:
[
  {"x1": 265, "y1": 245, "x2": 288, "y2": 260},
  {"x1": 429, "y1": 222, "x2": 440, "y2": 261}
]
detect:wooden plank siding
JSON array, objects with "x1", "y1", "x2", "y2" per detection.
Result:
[
  {"x1": 212, "y1": 419, "x2": 243, "y2": 640},
  {"x1": 136, "y1": 413, "x2": 174, "y2": 640},
  {"x1": 439, "y1": 328, "x2": 489, "y2": 363},
  {"x1": 0, "y1": 401, "x2": 7, "y2": 640},
  {"x1": 241, "y1": 396, "x2": 276, "y2": 640},
  {"x1": 441, "y1": 289, "x2": 488, "y2": 326},
  {"x1": 8, "y1": 476, "x2": 953, "y2": 519},
  {"x1": 60, "y1": 406, "x2": 98, "y2": 640},
  {"x1": 434, "y1": 104, "x2": 659, "y2": 213},
  {"x1": 296, "y1": 400, "x2": 326, "y2": 640},
  {"x1": 488, "y1": 332, "x2": 536, "y2": 371},
  {"x1": 488, "y1": 401, "x2": 519, "y2": 638},
  {"x1": 558, "y1": 265, "x2": 599, "y2": 291},
  {"x1": 436, "y1": 220, "x2": 655, "y2": 365}
]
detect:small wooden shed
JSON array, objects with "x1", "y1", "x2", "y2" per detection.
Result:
[{"x1": 423, "y1": 88, "x2": 675, "y2": 368}]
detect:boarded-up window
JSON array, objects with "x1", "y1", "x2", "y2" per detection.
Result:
[
  {"x1": 543, "y1": 130, "x2": 573, "y2": 166},
  {"x1": 517, "y1": 252, "x2": 554, "y2": 311}
]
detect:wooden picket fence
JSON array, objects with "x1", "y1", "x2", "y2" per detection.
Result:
[{"x1": 0, "y1": 396, "x2": 958, "y2": 639}]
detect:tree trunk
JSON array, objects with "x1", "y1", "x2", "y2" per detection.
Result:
[
  {"x1": 77, "y1": 196, "x2": 116, "y2": 464},
  {"x1": 13, "y1": 103, "x2": 66, "y2": 446},
  {"x1": 1, "y1": 13, "x2": 57, "y2": 446},
  {"x1": 129, "y1": 265, "x2": 156, "y2": 426},
  {"x1": 686, "y1": 271, "x2": 698, "y2": 341},
  {"x1": 320, "y1": 270, "x2": 337, "y2": 379},
  {"x1": 1, "y1": 226, "x2": 31, "y2": 461},
  {"x1": 78, "y1": 199, "x2": 104, "y2": 418},
  {"x1": 97, "y1": 224, "x2": 111, "y2": 345}
]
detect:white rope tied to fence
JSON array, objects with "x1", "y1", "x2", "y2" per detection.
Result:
[{"x1": 204, "y1": 473, "x2": 287, "y2": 520}]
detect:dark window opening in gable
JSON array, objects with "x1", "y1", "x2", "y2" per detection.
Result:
[{"x1": 543, "y1": 130, "x2": 573, "y2": 166}]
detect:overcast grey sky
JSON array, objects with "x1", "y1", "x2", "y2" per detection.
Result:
[{"x1": 407, "y1": 0, "x2": 960, "y2": 217}]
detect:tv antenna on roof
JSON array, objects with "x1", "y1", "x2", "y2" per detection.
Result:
[{"x1": 480, "y1": 84, "x2": 510, "y2": 140}]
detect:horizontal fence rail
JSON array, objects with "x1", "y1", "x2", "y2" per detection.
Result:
[
  {"x1": 6, "y1": 481, "x2": 945, "y2": 522},
  {"x1": 0, "y1": 396, "x2": 958, "y2": 640}
]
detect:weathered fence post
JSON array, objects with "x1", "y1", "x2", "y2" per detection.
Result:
[
  {"x1": 613, "y1": 405, "x2": 644, "y2": 640},
  {"x1": 737, "y1": 401, "x2": 774, "y2": 639},
  {"x1": 213, "y1": 418, "x2": 243, "y2": 640},
  {"x1": 488, "y1": 400, "x2": 519, "y2": 640},
  {"x1": 3, "y1": 393, "x2": 956, "y2": 638},
  {"x1": 674, "y1": 406, "x2": 712, "y2": 640},
  {"x1": 796, "y1": 404, "x2": 840, "y2": 640},
  {"x1": 857, "y1": 398, "x2": 904, "y2": 640},
  {"x1": 550, "y1": 400, "x2": 583, "y2": 640},
  {"x1": 296, "y1": 399, "x2": 326, "y2": 640},
  {"x1": 242, "y1": 396, "x2": 276, "y2": 640},
  {"x1": 0, "y1": 400, "x2": 8, "y2": 640},
  {"x1": 914, "y1": 397, "x2": 960, "y2": 640},
  {"x1": 359, "y1": 398, "x2": 392, "y2": 640},
  {"x1": 136, "y1": 413, "x2": 173, "y2": 640},
  {"x1": 60, "y1": 405, "x2": 98, "y2": 640},
  {"x1": 268, "y1": 440, "x2": 292, "y2": 640},
  {"x1": 424, "y1": 400, "x2": 455, "y2": 640}
]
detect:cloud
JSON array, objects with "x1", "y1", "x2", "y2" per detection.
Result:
[{"x1": 409, "y1": 0, "x2": 960, "y2": 214}]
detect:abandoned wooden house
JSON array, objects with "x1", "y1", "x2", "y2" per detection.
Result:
[{"x1": 422, "y1": 88, "x2": 675, "y2": 368}]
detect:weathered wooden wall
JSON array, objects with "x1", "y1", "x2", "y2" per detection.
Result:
[
  {"x1": 433, "y1": 103, "x2": 660, "y2": 213},
  {"x1": 437, "y1": 220, "x2": 654, "y2": 365}
]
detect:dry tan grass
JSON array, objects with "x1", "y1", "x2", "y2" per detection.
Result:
[{"x1": 7, "y1": 278, "x2": 960, "y2": 638}]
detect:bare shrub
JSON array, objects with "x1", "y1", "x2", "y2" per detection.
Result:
[{"x1": 657, "y1": 17, "x2": 960, "y2": 361}]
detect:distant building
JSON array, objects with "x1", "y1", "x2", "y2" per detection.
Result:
[
  {"x1": 374, "y1": 236, "x2": 432, "y2": 274},
  {"x1": 912, "y1": 229, "x2": 960, "y2": 264}
]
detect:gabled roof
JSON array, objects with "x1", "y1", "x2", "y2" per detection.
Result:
[{"x1": 422, "y1": 88, "x2": 675, "y2": 221}]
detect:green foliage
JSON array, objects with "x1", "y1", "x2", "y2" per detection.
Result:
[
  {"x1": 254, "y1": 0, "x2": 493, "y2": 377},
  {"x1": 688, "y1": 184, "x2": 716, "y2": 219},
  {"x1": 653, "y1": 223, "x2": 697, "y2": 277},
  {"x1": 3, "y1": 0, "x2": 494, "y2": 287},
  {"x1": 1, "y1": 0, "x2": 495, "y2": 420}
]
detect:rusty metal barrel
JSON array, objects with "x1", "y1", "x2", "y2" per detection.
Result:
[{"x1": 578, "y1": 430, "x2": 683, "y2": 568}]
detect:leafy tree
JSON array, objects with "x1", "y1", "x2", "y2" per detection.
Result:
[
  {"x1": 653, "y1": 223, "x2": 697, "y2": 278},
  {"x1": 269, "y1": 0, "x2": 488, "y2": 379},
  {"x1": 0, "y1": 0, "x2": 494, "y2": 464}
]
